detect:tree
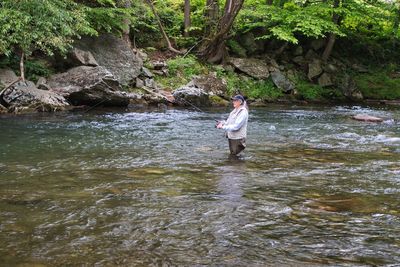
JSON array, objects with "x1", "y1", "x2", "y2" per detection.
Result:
[
  {"x1": 184, "y1": 0, "x2": 191, "y2": 37},
  {"x1": 199, "y1": 0, "x2": 245, "y2": 63},
  {"x1": 0, "y1": 0, "x2": 94, "y2": 81},
  {"x1": 322, "y1": 0, "x2": 341, "y2": 61},
  {"x1": 117, "y1": 0, "x2": 133, "y2": 45},
  {"x1": 204, "y1": 0, "x2": 219, "y2": 36},
  {"x1": 144, "y1": 0, "x2": 182, "y2": 54}
]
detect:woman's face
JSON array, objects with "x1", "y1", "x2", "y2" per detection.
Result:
[{"x1": 232, "y1": 99, "x2": 241, "y2": 108}]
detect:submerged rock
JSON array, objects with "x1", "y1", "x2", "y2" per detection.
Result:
[{"x1": 352, "y1": 114, "x2": 384, "y2": 122}]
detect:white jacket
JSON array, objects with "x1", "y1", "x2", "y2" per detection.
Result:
[{"x1": 222, "y1": 105, "x2": 248, "y2": 139}]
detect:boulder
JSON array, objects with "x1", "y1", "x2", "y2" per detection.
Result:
[
  {"x1": 0, "y1": 103, "x2": 8, "y2": 113},
  {"x1": 151, "y1": 61, "x2": 167, "y2": 70},
  {"x1": 135, "y1": 78, "x2": 145, "y2": 88},
  {"x1": 270, "y1": 70, "x2": 295, "y2": 93},
  {"x1": 237, "y1": 32, "x2": 259, "y2": 55},
  {"x1": 188, "y1": 73, "x2": 227, "y2": 96},
  {"x1": 75, "y1": 34, "x2": 143, "y2": 86},
  {"x1": 228, "y1": 57, "x2": 270, "y2": 79},
  {"x1": 292, "y1": 56, "x2": 306, "y2": 67},
  {"x1": 47, "y1": 66, "x2": 130, "y2": 106},
  {"x1": 292, "y1": 46, "x2": 303, "y2": 56},
  {"x1": 308, "y1": 59, "x2": 323, "y2": 80},
  {"x1": 318, "y1": 73, "x2": 333, "y2": 87},
  {"x1": 310, "y1": 39, "x2": 325, "y2": 51},
  {"x1": 2, "y1": 81, "x2": 69, "y2": 112},
  {"x1": 141, "y1": 67, "x2": 154, "y2": 78},
  {"x1": 352, "y1": 114, "x2": 383, "y2": 122},
  {"x1": 172, "y1": 86, "x2": 211, "y2": 107},
  {"x1": 0, "y1": 68, "x2": 19, "y2": 90},
  {"x1": 69, "y1": 48, "x2": 99, "y2": 66},
  {"x1": 305, "y1": 49, "x2": 319, "y2": 60},
  {"x1": 337, "y1": 73, "x2": 363, "y2": 100},
  {"x1": 323, "y1": 64, "x2": 338, "y2": 73}
]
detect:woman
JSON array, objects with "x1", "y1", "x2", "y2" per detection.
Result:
[{"x1": 217, "y1": 95, "x2": 249, "y2": 156}]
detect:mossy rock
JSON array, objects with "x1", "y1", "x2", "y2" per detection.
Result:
[{"x1": 209, "y1": 95, "x2": 229, "y2": 106}]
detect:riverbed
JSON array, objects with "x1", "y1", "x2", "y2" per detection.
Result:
[{"x1": 0, "y1": 104, "x2": 399, "y2": 266}]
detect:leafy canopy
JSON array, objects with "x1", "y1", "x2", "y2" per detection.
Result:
[{"x1": 0, "y1": 0, "x2": 95, "y2": 57}]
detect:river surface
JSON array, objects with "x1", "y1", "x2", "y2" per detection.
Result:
[{"x1": 0, "y1": 104, "x2": 399, "y2": 266}]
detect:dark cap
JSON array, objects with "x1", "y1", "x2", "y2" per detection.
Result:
[{"x1": 231, "y1": 95, "x2": 245, "y2": 103}]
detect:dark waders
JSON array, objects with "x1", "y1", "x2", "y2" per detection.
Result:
[{"x1": 228, "y1": 138, "x2": 246, "y2": 155}]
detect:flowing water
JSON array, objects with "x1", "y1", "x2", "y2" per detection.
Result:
[{"x1": 0, "y1": 105, "x2": 399, "y2": 266}]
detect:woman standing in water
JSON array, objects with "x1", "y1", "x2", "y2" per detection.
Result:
[{"x1": 217, "y1": 95, "x2": 249, "y2": 156}]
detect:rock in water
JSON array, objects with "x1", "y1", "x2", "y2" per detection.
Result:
[{"x1": 352, "y1": 114, "x2": 384, "y2": 122}]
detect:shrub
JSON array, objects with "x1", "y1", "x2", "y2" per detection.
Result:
[
  {"x1": 155, "y1": 55, "x2": 208, "y2": 90},
  {"x1": 354, "y1": 71, "x2": 400, "y2": 100},
  {"x1": 0, "y1": 55, "x2": 53, "y2": 82},
  {"x1": 221, "y1": 70, "x2": 282, "y2": 100},
  {"x1": 295, "y1": 80, "x2": 324, "y2": 100}
]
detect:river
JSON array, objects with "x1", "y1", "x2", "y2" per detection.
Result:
[{"x1": 0, "y1": 104, "x2": 399, "y2": 266}]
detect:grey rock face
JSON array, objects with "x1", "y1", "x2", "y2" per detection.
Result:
[
  {"x1": 173, "y1": 86, "x2": 211, "y2": 107},
  {"x1": 228, "y1": 57, "x2": 270, "y2": 79},
  {"x1": 69, "y1": 48, "x2": 99, "y2": 66},
  {"x1": 0, "y1": 68, "x2": 19, "y2": 90},
  {"x1": 75, "y1": 34, "x2": 143, "y2": 86},
  {"x1": 308, "y1": 59, "x2": 323, "y2": 80},
  {"x1": 47, "y1": 66, "x2": 130, "y2": 106},
  {"x1": 189, "y1": 73, "x2": 227, "y2": 96},
  {"x1": 2, "y1": 81, "x2": 69, "y2": 111},
  {"x1": 270, "y1": 70, "x2": 295, "y2": 93}
]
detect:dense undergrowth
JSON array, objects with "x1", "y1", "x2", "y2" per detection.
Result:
[{"x1": 154, "y1": 54, "x2": 400, "y2": 102}]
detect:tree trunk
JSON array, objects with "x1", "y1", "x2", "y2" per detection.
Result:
[
  {"x1": 144, "y1": 0, "x2": 182, "y2": 54},
  {"x1": 19, "y1": 51, "x2": 25, "y2": 82},
  {"x1": 204, "y1": 0, "x2": 219, "y2": 36},
  {"x1": 266, "y1": 0, "x2": 273, "y2": 5},
  {"x1": 184, "y1": 0, "x2": 191, "y2": 37},
  {"x1": 118, "y1": 0, "x2": 132, "y2": 45},
  {"x1": 393, "y1": 6, "x2": 400, "y2": 35},
  {"x1": 199, "y1": 0, "x2": 244, "y2": 63},
  {"x1": 322, "y1": 33, "x2": 336, "y2": 61},
  {"x1": 322, "y1": 0, "x2": 340, "y2": 61}
]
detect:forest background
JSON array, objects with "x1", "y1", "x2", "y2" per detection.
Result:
[{"x1": 1, "y1": 0, "x2": 400, "y2": 103}]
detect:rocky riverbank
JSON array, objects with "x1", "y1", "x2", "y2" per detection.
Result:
[{"x1": 0, "y1": 34, "x2": 399, "y2": 114}]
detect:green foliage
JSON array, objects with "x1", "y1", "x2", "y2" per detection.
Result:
[
  {"x1": 295, "y1": 80, "x2": 324, "y2": 100},
  {"x1": 167, "y1": 55, "x2": 206, "y2": 77},
  {"x1": 155, "y1": 55, "x2": 208, "y2": 90},
  {"x1": 226, "y1": 40, "x2": 247, "y2": 57},
  {"x1": 237, "y1": 2, "x2": 344, "y2": 44},
  {"x1": 220, "y1": 70, "x2": 283, "y2": 100},
  {"x1": 294, "y1": 77, "x2": 345, "y2": 101},
  {"x1": 0, "y1": 55, "x2": 54, "y2": 82},
  {"x1": 354, "y1": 71, "x2": 400, "y2": 100},
  {"x1": 84, "y1": 7, "x2": 129, "y2": 34},
  {"x1": 0, "y1": 0, "x2": 95, "y2": 57}
]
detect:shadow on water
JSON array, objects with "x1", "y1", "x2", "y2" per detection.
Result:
[{"x1": 0, "y1": 105, "x2": 400, "y2": 265}]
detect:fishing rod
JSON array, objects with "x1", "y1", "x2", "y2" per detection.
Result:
[
  {"x1": 176, "y1": 96, "x2": 227, "y2": 129},
  {"x1": 84, "y1": 98, "x2": 108, "y2": 113},
  {"x1": 177, "y1": 97, "x2": 205, "y2": 113}
]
